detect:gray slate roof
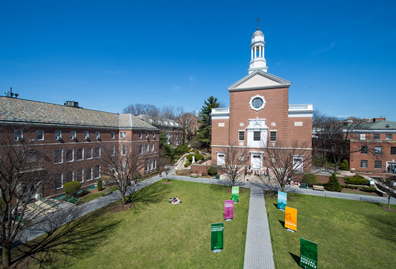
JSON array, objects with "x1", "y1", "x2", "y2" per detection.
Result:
[
  {"x1": 0, "y1": 97, "x2": 157, "y2": 130},
  {"x1": 348, "y1": 121, "x2": 396, "y2": 131}
]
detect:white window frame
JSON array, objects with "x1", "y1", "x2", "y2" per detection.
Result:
[
  {"x1": 84, "y1": 131, "x2": 89, "y2": 140},
  {"x1": 76, "y1": 148, "x2": 84, "y2": 161},
  {"x1": 121, "y1": 145, "x2": 126, "y2": 156},
  {"x1": 153, "y1": 132, "x2": 156, "y2": 139},
  {"x1": 360, "y1": 134, "x2": 366, "y2": 140},
  {"x1": 238, "y1": 131, "x2": 245, "y2": 141},
  {"x1": 146, "y1": 144, "x2": 149, "y2": 152},
  {"x1": 54, "y1": 173, "x2": 63, "y2": 189},
  {"x1": 65, "y1": 149, "x2": 74, "y2": 162},
  {"x1": 375, "y1": 146, "x2": 382, "y2": 155},
  {"x1": 253, "y1": 131, "x2": 261, "y2": 141},
  {"x1": 65, "y1": 170, "x2": 74, "y2": 183},
  {"x1": 111, "y1": 146, "x2": 116, "y2": 156},
  {"x1": 85, "y1": 167, "x2": 93, "y2": 181},
  {"x1": 374, "y1": 161, "x2": 382, "y2": 169},
  {"x1": 96, "y1": 131, "x2": 100, "y2": 140},
  {"x1": 373, "y1": 134, "x2": 380, "y2": 140},
  {"x1": 111, "y1": 132, "x2": 115, "y2": 139},
  {"x1": 270, "y1": 131, "x2": 277, "y2": 142},
  {"x1": 94, "y1": 165, "x2": 101, "y2": 179},
  {"x1": 146, "y1": 131, "x2": 149, "y2": 138},
  {"x1": 54, "y1": 149, "x2": 63, "y2": 164},
  {"x1": 71, "y1": 130, "x2": 77, "y2": 140},
  {"x1": 386, "y1": 134, "x2": 392, "y2": 140},
  {"x1": 86, "y1": 147, "x2": 93, "y2": 160},
  {"x1": 139, "y1": 132, "x2": 142, "y2": 139},
  {"x1": 361, "y1": 160, "x2": 368, "y2": 168},
  {"x1": 76, "y1": 169, "x2": 84, "y2": 183},
  {"x1": 94, "y1": 147, "x2": 101, "y2": 158},
  {"x1": 36, "y1": 130, "x2": 44, "y2": 140},
  {"x1": 151, "y1": 144, "x2": 155, "y2": 152},
  {"x1": 140, "y1": 145, "x2": 143, "y2": 155}
]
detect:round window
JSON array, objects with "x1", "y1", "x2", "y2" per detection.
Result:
[{"x1": 252, "y1": 97, "x2": 264, "y2": 109}]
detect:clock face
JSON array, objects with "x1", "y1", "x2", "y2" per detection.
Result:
[{"x1": 252, "y1": 97, "x2": 264, "y2": 109}]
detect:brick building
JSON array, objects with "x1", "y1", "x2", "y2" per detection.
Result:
[
  {"x1": 137, "y1": 114, "x2": 183, "y2": 146},
  {"x1": 347, "y1": 119, "x2": 396, "y2": 173},
  {"x1": 0, "y1": 97, "x2": 159, "y2": 198},
  {"x1": 211, "y1": 28, "x2": 313, "y2": 170}
]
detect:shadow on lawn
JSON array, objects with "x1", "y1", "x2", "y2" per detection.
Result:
[
  {"x1": 288, "y1": 252, "x2": 300, "y2": 267},
  {"x1": 126, "y1": 181, "x2": 172, "y2": 211},
  {"x1": 278, "y1": 220, "x2": 285, "y2": 228},
  {"x1": 10, "y1": 207, "x2": 121, "y2": 268},
  {"x1": 365, "y1": 213, "x2": 396, "y2": 243}
]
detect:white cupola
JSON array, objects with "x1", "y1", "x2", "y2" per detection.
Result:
[{"x1": 248, "y1": 27, "x2": 268, "y2": 74}]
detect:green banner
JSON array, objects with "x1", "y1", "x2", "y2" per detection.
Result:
[
  {"x1": 232, "y1": 186, "x2": 239, "y2": 203},
  {"x1": 300, "y1": 238, "x2": 318, "y2": 269},
  {"x1": 211, "y1": 223, "x2": 224, "y2": 250}
]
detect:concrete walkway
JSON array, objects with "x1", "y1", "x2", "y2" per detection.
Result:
[{"x1": 17, "y1": 172, "x2": 396, "y2": 269}]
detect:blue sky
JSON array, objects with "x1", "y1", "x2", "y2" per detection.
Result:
[{"x1": 1, "y1": 0, "x2": 395, "y2": 120}]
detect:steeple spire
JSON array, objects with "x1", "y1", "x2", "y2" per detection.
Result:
[{"x1": 248, "y1": 25, "x2": 268, "y2": 74}]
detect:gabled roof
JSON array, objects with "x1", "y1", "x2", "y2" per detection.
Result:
[
  {"x1": 228, "y1": 70, "x2": 292, "y2": 92},
  {"x1": 0, "y1": 97, "x2": 158, "y2": 130},
  {"x1": 137, "y1": 114, "x2": 182, "y2": 129}
]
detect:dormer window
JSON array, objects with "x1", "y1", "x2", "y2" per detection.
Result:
[
  {"x1": 146, "y1": 132, "x2": 149, "y2": 138},
  {"x1": 84, "y1": 131, "x2": 89, "y2": 140},
  {"x1": 139, "y1": 132, "x2": 142, "y2": 139},
  {"x1": 55, "y1": 130, "x2": 62, "y2": 141},
  {"x1": 14, "y1": 130, "x2": 23, "y2": 141},
  {"x1": 96, "y1": 131, "x2": 100, "y2": 140},
  {"x1": 71, "y1": 131, "x2": 77, "y2": 140}
]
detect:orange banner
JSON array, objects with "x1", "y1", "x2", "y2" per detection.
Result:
[{"x1": 285, "y1": 206, "x2": 297, "y2": 231}]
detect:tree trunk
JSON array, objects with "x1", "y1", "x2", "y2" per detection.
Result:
[
  {"x1": 281, "y1": 185, "x2": 285, "y2": 192},
  {"x1": 388, "y1": 194, "x2": 391, "y2": 209},
  {"x1": 121, "y1": 193, "x2": 125, "y2": 207},
  {"x1": 2, "y1": 243, "x2": 11, "y2": 268}
]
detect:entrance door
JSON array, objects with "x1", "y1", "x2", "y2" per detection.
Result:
[
  {"x1": 217, "y1": 152, "x2": 225, "y2": 166},
  {"x1": 251, "y1": 154, "x2": 262, "y2": 169}
]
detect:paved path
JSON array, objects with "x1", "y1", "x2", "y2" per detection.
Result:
[{"x1": 17, "y1": 173, "x2": 396, "y2": 269}]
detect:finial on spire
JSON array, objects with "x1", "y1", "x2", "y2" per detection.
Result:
[{"x1": 256, "y1": 17, "x2": 260, "y2": 30}]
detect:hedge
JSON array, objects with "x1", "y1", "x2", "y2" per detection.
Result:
[
  {"x1": 361, "y1": 186, "x2": 377, "y2": 192},
  {"x1": 344, "y1": 176, "x2": 369, "y2": 185},
  {"x1": 325, "y1": 174, "x2": 342, "y2": 192},
  {"x1": 186, "y1": 154, "x2": 204, "y2": 163}
]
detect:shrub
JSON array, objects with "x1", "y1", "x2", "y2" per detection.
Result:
[
  {"x1": 361, "y1": 186, "x2": 376, "y2": 192},
  {"x1": 186, "y1": 153, "x2": 204, "y2": 162},
  {"x1": 339, "y1": 159, "x2": 350, "y2": 171},
  {"x1": 325, "y1": 174, "x2": 342, "y2": 192},
  {"x1": 301, "y1": 173, "x2": 318, "y2": 186},
  {"x1": 201, "y1": 171, "x2": 207, "y2": 176},
  {"x1": 175, "y1": 144, "x2": 189, "y2": 155},
  {"x1": 344, "y1": 176, "x2": 369, "y2": 185},
  {"x1": 194, "y1": 149, "x2": 199, "y2": 154},
  {"x1": 184, "y1": 160, "x2": 190, "y2": 167},
  {"x1": 208, "y1": 166, "x2": 218, "y2": 176},
  {"x1": 342, "y1": 185, "x2": 359, "y2": 189},
  {"x1": 63, "y1": 181, "x2": 81, "y2": 196},
  {"x1": 97, "y1": 180, "x2": 103, "y2": 191}
]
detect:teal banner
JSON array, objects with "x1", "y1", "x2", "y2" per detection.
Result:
[
  {"x1": 300, "y1": 238, "x2": 318, "y2": 269},
  {"x1": 232, "y1": 186, "x2": 239, "y2": 203},
  {"x1": 277, "y1": 191, "x2": 287, "y2": 210},
  {"x1": 211, "y1": 223, "x2": 224, "y2": 250}
]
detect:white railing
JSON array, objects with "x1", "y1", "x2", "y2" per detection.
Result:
[
  {"x1": 211, "y1": 108, "x2": 230, "y2": 114},
  {"x1": 288, "y1": 104, "x2": 313, "y2": 111}
]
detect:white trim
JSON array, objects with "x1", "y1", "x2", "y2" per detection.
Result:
[
  {"x1": 249, "y1": 94, "x2": 266, "y2": 111},
  {"x1": 288, "y1": 113, "x2": 313, "y2": 118},
  {"x1": 212, "y1": 115, "x2": 230, "y2": 120}
]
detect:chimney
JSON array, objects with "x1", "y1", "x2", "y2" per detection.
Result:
[
  {"x1": 373, "y1": 118, "x2": 386, "y2": 122},
  {"x1": 64, "y1": 101, "x2": 80, "y2": 108}
]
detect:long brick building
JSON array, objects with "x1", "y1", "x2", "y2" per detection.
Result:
[
  {"x1": 211, "y1": 27, "x2": 313, "y2": 170},
  {"x1": 0, "y1": 97, "x2": 159, "y2": 198}
]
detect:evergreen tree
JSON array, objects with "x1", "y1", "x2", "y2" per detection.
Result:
[{"x1": 196, "y1": 96, "x2": 220, "y2": 150}]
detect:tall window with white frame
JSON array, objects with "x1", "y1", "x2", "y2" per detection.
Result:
[
  {"x1": 239, "y1": 131, "x2": 245, "y2": 141},
  {"x1": 253, "y1": 131, "x2": 260, "y2": 141},
  {"x1": 54, "y1": 149, "x2": 63, "y2": 164},
  {"x1": 361, "y1": 160, "x2": 368, "y2": 168},
  {"x1": 270, "y1": 131, "x2": 277, "y2": 142},
  {"x1": 36, "y1": 130, "x2": 44, "y2": 140},
  {"x1": 14, "y1": 130, "x2": 23, "y2": 141}
]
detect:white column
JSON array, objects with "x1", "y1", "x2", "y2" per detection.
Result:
[
  {"x1": 254, "y1": 46, "x2": 256, "y2": 59},
  {"x1": 251, "y1": 48, "x2": 253, "y2": 60},
  {"x1": 259, "y1": 45, "x2": 262, "y2": 58}
]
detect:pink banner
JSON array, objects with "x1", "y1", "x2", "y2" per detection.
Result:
[{"x1": 224, "y1": 200, "x2": 234, "y2": 220}]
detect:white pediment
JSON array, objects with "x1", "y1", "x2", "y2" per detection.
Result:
[
  {"x1": 235, "y1": 74, "x2": 280, "y2": 89},
  {"x1": 228, "y1": 70, "x2": 291, "y2": 92}
]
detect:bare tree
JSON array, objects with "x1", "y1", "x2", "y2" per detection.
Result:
[
  {"x1": 122, "y1": 103, "x2": 149, "y2": 116},
  {"x1": 313, "y1": 114, "x2": 370, "y2": 173},
  {"x1": 261, "y1": 141, "x2": 312, "y2": 192},
  {"x1": 157, "y1": 156, "x2": 171, "y2": 182},
  {"x1": 0, "y1": 128, "x2": 53, "y2": 267},
  {"x1": 100, "y1": 143, "x2": 143, "y2": 208},
  {"x1": 217, "y1": 145, "x2": 249, "y2": 186}
]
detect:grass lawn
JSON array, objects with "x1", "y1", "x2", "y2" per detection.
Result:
[
  {"x1": 265, "y1": 191, "x2": 396, "y2": 269},
  {"x1": 22, "y1": 180, "x2": 249, "y2": 268}
]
